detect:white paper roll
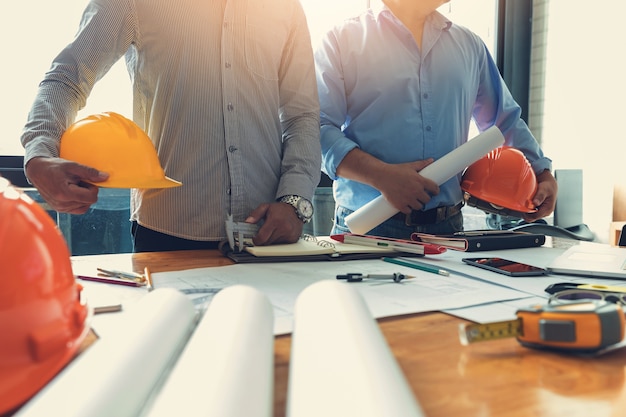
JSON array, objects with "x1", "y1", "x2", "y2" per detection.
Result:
[
  {"x1": 287, "y1": 280, "x2": 425, "y2": 417},
  {"x1": 16, "y1": 289, "x2": 197, "y2": 417},
  {"x1": 345, "y1": 125, "x2": 506, "y2": 234},
  {"x1": 145, "y1": 285, "x2": 274, "y2": 417}
]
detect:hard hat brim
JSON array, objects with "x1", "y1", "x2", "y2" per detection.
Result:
[
  {"x1": 90, "y1": 176, "x2": 183, "y2": 189},
  {"x1": 464, "y1": 194, "x2": 537, "y2": 218},
  {"x1": 485, "y1": 197, "x2": 538, "y2": 214}
]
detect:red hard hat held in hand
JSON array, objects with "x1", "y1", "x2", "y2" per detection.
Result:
[
  {"x1": 461, "y1": 147, "x2": 538, "y2": 218},
  {"x1": 0, "y1": 177, "x2": 91, "y2": 414}
]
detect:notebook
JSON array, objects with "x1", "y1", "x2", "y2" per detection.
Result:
[
  {"x1": 547, "y1": 243, "x2": 626, "y2": 279},
  {"x1": 243, "y1": 236, "x2": 395, "y2": 257},
  {"x1": 219, "y1": 236, "x2": 422, "y2": 263}
]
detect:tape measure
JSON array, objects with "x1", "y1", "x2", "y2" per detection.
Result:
[
  {"x1": 546, "y1": 282, "x2": 626, "y2": 295},
  {"x1": 459, "y1": 300, "x2": 626, "y2": 353}
]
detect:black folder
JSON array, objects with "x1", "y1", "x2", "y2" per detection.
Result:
[{"x1": 411, "y1": 230, "x2": 546, "y2": 252}]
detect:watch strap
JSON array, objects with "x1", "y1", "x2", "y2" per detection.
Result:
[{"x1": 278, "y1": 195, "x2": 313, "y2": 223}]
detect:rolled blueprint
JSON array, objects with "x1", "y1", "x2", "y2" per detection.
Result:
[
  {"x1": 145, "y1": 285, "x2": 274, "y2": 417},
  {"x1": 345, "y1": 125, "x2": 506, "y2": 234},
  {"x1": 16, "y1": 289, "x2": 197, "y2": 417},
  {"x1": 287, "y1": 280, "x2": 425, "y2": 417}
]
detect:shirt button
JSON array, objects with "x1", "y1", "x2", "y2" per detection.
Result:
[
  {"x1": 423, "y1": 93, "x2": 429, "y2": 99},
  {"x1": 229, "y1": 145, "x2": 238, "y2": 152},
  {"x1": 227, "y1": 188, "x2": 232, "y2": 195},
  {"x1": 225, "y1": 62, "x2": 231, "y2": 68},
  {"x1": 227, "y1": 103, "x2": 234, "y2": 111},
  {"x1": 426, "y1": 126, "x2": 432, "y2": 132}
]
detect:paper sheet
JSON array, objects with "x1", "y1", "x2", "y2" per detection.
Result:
[
  {"x1": 150, "y1": 257, "x2": 529, "y2": 335},
  {"x1": 76, "y1": 245, "x2": 602, "y2": 339}
]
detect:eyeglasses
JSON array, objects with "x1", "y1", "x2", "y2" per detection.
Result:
[{"x1": 549, "y1": 289, "x2": 626, "y2": 305}]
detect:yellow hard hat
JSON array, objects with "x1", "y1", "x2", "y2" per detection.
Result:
[{"x1": 60, "y1": 112, "x2": 182, "y2": 189}]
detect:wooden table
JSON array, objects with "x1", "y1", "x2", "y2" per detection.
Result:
[{"x1": 79, "y1": 250, "x2": 626, "y2": 417}]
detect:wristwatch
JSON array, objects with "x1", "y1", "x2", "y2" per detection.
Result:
[{"x1": 278, "y1": 195, "x2": 314, "y2": 223}]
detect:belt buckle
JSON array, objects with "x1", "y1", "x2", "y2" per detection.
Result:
[
  {"x1": 436, "y1": 206, "x2": 447, "y2": 223},
  {"x1": 405, "y1": 208, "x2": 434, "y2": 226}
]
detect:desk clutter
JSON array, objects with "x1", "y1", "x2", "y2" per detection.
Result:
[
  {"x1": 15, "y1": 283, "x2": 424, "y2": 417},
  {"x1": 9, "y1": 221, "x2": 626, "y2": 416},
  {"x1": 220, "y1": 233, "x2": 443, "y2": 263}
]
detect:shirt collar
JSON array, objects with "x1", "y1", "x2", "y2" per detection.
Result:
[{"x1": 372, "y1": 5, "x2": 453, "y2": 32}]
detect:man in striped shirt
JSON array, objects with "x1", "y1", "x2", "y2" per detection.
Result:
[{"x1": 20, "y1": 0, "x2": 321, "y2": 252}]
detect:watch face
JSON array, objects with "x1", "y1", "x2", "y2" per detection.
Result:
[{"x1": 297, "y1": 198, "x2": 314, "y2": 219}]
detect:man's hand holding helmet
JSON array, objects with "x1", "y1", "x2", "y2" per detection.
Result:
[
  {"x1": 523, "y1": 169, "x2": 558, "y2": 223},
  {"x1": 25, "y1": 156, "x2": 108, "y2": 214}
]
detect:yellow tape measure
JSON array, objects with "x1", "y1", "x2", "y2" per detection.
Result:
[{"x1": 460, "y1": 300, "x2": 626, "y2": 353}]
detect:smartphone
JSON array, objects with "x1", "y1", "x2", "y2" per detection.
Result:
[{"x1": 462, "y1": 257, "x2": 547, "y2": 277}]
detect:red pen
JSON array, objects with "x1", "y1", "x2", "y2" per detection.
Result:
[
  {"x1": 76, "y1": 275, "x2": 146, "y2": 287},
  {"x1": 331, "y1": 233, "x2": 447, "y2": 255}
]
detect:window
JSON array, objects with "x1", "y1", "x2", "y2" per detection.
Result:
[
  {"x1": 3, "y1": 0, "x2": 495, "y2": 156},
  {"x1": 532, "y1": 0, "x2": 625, "y2": 242},
  {"x1": 300, "y1": 0, "x2": 368, "y2": 45},
  {"x1": 1, "y1": 0, "x2": 132, "y2": 156}
]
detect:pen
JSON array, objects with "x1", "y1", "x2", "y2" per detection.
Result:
[
  {"x1": 77, "y1": 275, "x2": 146, "y2": 287},
  {"x1": 382, "y1": 257, "x2": 450, "y2": 276},
  {"x1": 336, "y1": 272, "x2": 414, "y2": 283},
  {"x1": 144, "y1": 266, "x2": 154, "y2": 292}
]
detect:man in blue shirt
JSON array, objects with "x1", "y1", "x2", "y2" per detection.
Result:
[{"x1": 316, "y1": 0, "x2": 557, "y2": 238}]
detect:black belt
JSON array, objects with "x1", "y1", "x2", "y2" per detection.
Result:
[{"x1": 391, "y1": 202, "x2": 464, "y2": 226}]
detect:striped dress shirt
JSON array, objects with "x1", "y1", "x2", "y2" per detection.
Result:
[{"x1": 21, "y1": 0, "x2": 321, "y2": 241}]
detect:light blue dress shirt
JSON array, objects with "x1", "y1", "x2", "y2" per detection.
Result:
[{"x1": 315, "y1": 7, "x2": 552, "y2": 213}]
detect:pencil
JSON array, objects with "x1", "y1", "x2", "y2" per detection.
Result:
[
  {"x1": 77, "y1": 275, "x2": 146, "y2": 287},
  {"x1": 144, "y1": 266, "x2": 154, "y2": 291},
  {"x1": 382, "y1": 257, "x2": 450, "y2": 276}
]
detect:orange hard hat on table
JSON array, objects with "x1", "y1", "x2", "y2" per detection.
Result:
[
  {"x1": 461, "y1": 147, "x2": 538, "y2": 217},
  {"x1": 60, "y1": 112, "x2": 182, "y2": 189},
  {"x1": 0, "y1": 177, "x2": 91, "y2": 414}
]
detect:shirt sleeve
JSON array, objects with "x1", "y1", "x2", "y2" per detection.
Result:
[
  {"x1": 20, "y1": 0, "x2": 136, "y2": 165},
  {"x1": 472, "y1": 42, "x2": 553, "y2": 174},
  {"x1": 315, "y1": 30, "x2": 359, "y2": 181},
  {"x1": 275, "y1": 1, "x2": 321, "y2": 201}
]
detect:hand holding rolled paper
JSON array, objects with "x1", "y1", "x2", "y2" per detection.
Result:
[{"x1": 345, "y1": 126, "x2": 506, "y2": 234}]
